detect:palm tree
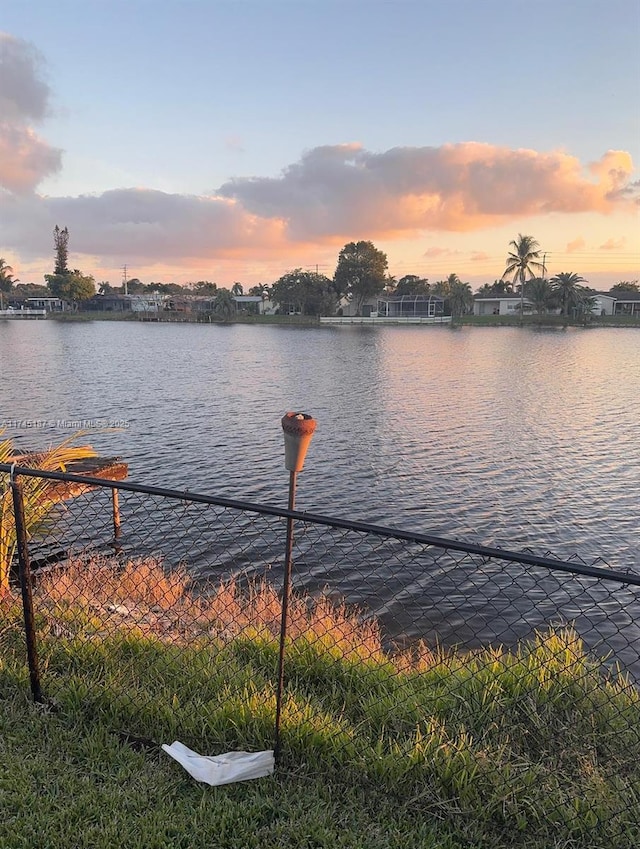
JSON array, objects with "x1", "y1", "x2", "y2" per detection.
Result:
[
  {"x1": 550, "y1": 272, "x2": 587, "y2": 316},
  {"x1": 0, "y1": 430, "x2": 97, "y2": 594},
  {"x1": 523, "y1": 277, "x2": 556, "y2": 315},
  {"x1": 0, "y1": 259, "x2": 18, "y2": 309},
  {"x1": 610, "y1": 280, "x2": 639, "y2": 293},
  {"x1": 248, "y1": 283, "x2": 270, "y2": 298},
  {"x1": 579, "y1": 291, "x2": 597, "y2": 319},
  {"x1": 449, "y1": 277, "x2": 474, "y2": 317},
  {"x1": 503, "y1": 235, "x2": 544, "y2": 316},
  {"x1": 231, "y1": 282, "x2": 244, "y2": 296},
  {"x1": 0, "y1": 259, "x2": 16, "y2": 284},
  {"x1": 433, "y1": 273, "x2": 473, "y2": 316},
  {"x1": 213, "y1": 288, "x2": 235, "y2": 320},
  {"x1": 476, "y1": 279, "x2": 514, "y2": 297}
]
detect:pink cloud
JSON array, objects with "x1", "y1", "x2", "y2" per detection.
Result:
[
  {"x1": 0, "y1": 124, "x2": 62, "y2": 192},
  {"x1": 1, "y1": 140, "x2": 638, "y2": 274},
  {"x1": 599, "y1": 237, "x2": 627, "y2": 250},
  {"x1": 567, "y1": 237, "x2": 586, "y2": 253},
  {"x1": 0, "y1": 33, "x2": 62, "y2": 193},
  {"x1": 423, "y1": 246, "x2": 459, "y2": 258},
  {"x1": 218, "y1": 143, "x2": 639, "y2": 238},
  {"x1": 470, "y1": 251, "x2": 489, "y2": 262}
]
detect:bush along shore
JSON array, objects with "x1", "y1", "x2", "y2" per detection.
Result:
[{"x1": 1, "y1": 556, "x2": 639, "y2": 849}]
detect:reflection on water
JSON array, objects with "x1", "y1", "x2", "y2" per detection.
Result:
[{"x1": 2, "y1": 321, "x2": 639, "y2": 670}]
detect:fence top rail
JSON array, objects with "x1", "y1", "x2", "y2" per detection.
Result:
[{"x1": 2, "y1": 462, "x2": 639, "y2": 588}]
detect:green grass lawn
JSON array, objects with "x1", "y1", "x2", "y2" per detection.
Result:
[{"x1": 1, "y1": 566, "x2": 639, "y2": 849}]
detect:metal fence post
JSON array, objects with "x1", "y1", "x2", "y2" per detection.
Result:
[
  {"x1": 10, "y1": 473, "x2": 44, "y2": 703},
  {"x1": 274, "y1": 413, "x2": 317, "y2": 764}
]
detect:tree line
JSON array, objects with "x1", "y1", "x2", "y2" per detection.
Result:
[
  {"x1": 0, "y1": 229, "x2": 637, "y2": 316},
  {"x1": 484, "y1": 233, "x2": 638, "y2": 317}
]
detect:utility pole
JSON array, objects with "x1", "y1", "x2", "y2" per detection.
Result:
[
  {"x1": 122, "y1": 265, "x2": 128, "y2": 296},
  {"x1": 542, "y1": 253, "x2": 547, "y2": 279}
]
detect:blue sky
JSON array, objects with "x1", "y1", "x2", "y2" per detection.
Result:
[{"x1": 1, "y1": 0, "x2": 638, "y2": 287}]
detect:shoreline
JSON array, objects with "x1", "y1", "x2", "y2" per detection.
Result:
[{"x1": 44, "y1": 311, "x2": 640, "y2": 329}]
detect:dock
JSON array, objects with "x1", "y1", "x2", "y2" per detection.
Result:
[
  {"x1": 319, "y1": 316, "x2": 452, "y2": 326},
  {"x1": 7, "y1": 455, "x2": 129, "y2": 568},
  {"x1": 0, "y1": 309, "x2": 47, "y2": 319},
  {"x1": 8, "y1": 455, "x2": 128, "y2": 502}
]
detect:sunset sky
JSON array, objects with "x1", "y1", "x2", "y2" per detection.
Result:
[{"x1": 1, "y1": 0, "x2": 638, "y2": 290}]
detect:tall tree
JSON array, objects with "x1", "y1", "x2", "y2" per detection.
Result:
[
  {"x1": 271, "y1": 269, "x2": 336, "y2": 316},
  {"x1": 550, "y1": 272, "x2": 588, "y2": 316},
  {"x1": 231, "y1": 282, "x2": 244, "y2": 296},
  {"x1": 45, "y1": 270, "x2": 96, "y2": 304},
  {"x1": 503, "y1": 234, "x2": 544, "y2": 315},
  {"x1": 334, "y1": 241, "x2": 388, "y2": 314},
  {"x1": 53, "y1": 225, "x2": 69, "y2": 275}
]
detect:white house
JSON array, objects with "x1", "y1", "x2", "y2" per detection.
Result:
[
  {"x1": 232, "y1": 295, "x2": 268, "y2": 314},
  {"x1": 592, "y1": 293, "x2": 616, "y2": 315},
  {"x1": 473, "y1": 297, "x2": 533, "y2": 316},
  {"x1": 130, "y1": 293, "x2": 166, "y2": 313}
]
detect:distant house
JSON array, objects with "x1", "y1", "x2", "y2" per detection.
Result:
[
  {"x1": 232, "y1": 295, "x2": 267, "y2": 315},
  {"x1": 592, "y1": 293, "x2": 616, "y2": 315},
  {"x1": 85, "y1": 294, "x2": 133, "y2": 312},
  {"x1": 130, "y1": 293, "x2": 166, "y2": 313},
  {"x1": 26, "y1": 297, "x2": 64, "y2": 312},
  {"x1": 610, "y1": 291, "x2": 640, "y2": 316},
  {"x1": 336, "y1": 293, "x2": 448, "y2": 320},
  {"x1": 164, "y1": 296, "x2": 192, "y2": 313},
  {"x1": 339, "y1": 297, "x2": 376, "y2": 318},
  {"x1": 377, "y1": 294, "x2": 446, "y2": 318},
  {"x1": 473, "y1": 297, "x2": 533, "y2": 316}
]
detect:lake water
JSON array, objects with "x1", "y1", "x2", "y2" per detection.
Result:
[{"x1": 2, "y1": 320, "x2": 639, "y2": 668}]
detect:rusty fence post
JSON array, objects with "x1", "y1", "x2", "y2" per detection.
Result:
[
  {"x1": 10, "y1": 473, "x2": 44, "y2": 703},
  {"x1": 112, "y1": 487, "x2": 122, "y2": 551}
]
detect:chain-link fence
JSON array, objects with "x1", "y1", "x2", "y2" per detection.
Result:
[{"x1": 2, "y1": 463, "x2": 640, "y2": 846}]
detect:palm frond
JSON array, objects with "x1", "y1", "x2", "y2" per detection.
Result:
[{"x1": 0, "y1": 428, "x2": 97, "y2": 593}]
